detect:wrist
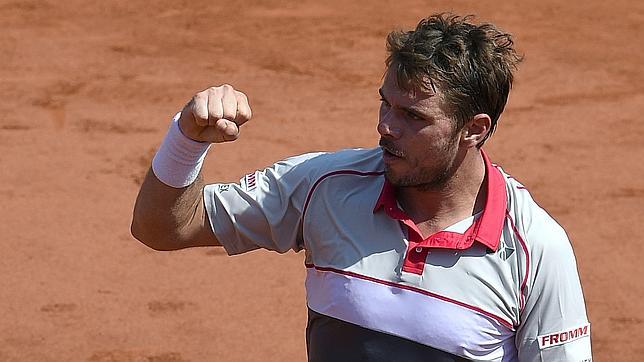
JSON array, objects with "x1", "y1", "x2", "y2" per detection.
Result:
[
  {"x1": 177, "y1": 112, "x2": 203, "y2": 142},
  {"x1": 152, "y1": 112, "x2": 211, "y2": 188}
]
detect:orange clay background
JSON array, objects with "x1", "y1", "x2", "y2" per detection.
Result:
[{"x1": 1, "y1": 0, "x2": 643, "y2": 360}]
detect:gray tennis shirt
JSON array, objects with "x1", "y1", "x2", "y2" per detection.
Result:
[{"x1": 203, "y1": 147, "x2": 592, "y2": 361}]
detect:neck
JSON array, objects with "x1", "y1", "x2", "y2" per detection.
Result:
[{"x1": 396, "y1": 149, "x2": 487, "y2": 231}]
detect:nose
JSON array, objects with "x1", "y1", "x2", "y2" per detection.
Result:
[{"x1": 377, "y1": 109, "x2": 402, "y2": 139}]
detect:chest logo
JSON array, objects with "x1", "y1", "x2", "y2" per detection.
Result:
[{"x1": 498, "y1": 239, "x2": 515, "y2": 261}]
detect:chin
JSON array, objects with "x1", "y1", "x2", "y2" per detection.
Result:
[
  {"x1": 385, "y1": 167, "x2": 450, "y2": 190},
  {"x1": 384, "y1": 168, "x2": 411, "y2": 187}
]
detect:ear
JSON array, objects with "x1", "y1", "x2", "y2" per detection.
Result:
[{"x1": 460, "y1": 113, "x2": 491, "y2": 148}]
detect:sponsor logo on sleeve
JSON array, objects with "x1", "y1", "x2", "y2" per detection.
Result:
[
  {"x1": 244, "y1": 172, "x2": 257, "y2": 191},
  {"x1": 538, "y1": 323, "x2": 590, "y2": 349}
]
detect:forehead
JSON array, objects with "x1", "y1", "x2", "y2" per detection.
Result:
[{"x1": 381, "y1": 67, "x2": 438, "y2": 109}]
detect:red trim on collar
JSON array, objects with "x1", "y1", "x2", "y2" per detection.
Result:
[{"x1": 373, "y1": 150, "x2": 507, "y2": 251}]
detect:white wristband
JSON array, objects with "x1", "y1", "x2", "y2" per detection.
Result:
[{"x1": 152, "y1": 113, "x2": 211, "y2": 188}]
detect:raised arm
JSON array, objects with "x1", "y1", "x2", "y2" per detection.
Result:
[{"x1": 131, "y1": 85, "x2": 252, "y2": 250}]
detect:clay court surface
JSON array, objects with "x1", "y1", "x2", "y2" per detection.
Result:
[{"x1": 1, "y1": 0, "x2": 643, "y2": 360}]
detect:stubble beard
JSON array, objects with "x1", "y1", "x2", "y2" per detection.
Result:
[
  {"x1": 384, "y1": 137, "x2": 460, "y2": 192},
  {"x1": 384, "y1": 160, "x2": 454, "y2": 192}
]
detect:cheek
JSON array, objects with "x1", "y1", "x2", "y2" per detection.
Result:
[{"x1": 411, "y1": 133, "x2": 456, "y2": 163}]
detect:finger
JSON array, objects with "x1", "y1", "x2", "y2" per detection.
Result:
[
  {"x1": 221, "y1": 85, "x2": 238, "y2": 121},
  {"x1": 215, "y1": 118, "x2": 239, "y2": 141},
  {"x1": 207, "y1": 89, "x2": 224, "y2": 126},
  {"x1": 191, "y1": 93, "x2": 209, "y2": 126},
  {"x1": 234, "y1": 91, "x2": 252, "y2": 126}
]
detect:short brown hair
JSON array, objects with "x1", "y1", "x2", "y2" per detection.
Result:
[{"x1": 386, "y1": 13, "x2": 522, "y2": 146}]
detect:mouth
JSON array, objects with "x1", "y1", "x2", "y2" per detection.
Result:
[
  {"x1": 379, "y1": 140, "x2": 404, "y2": 161},
  {"x1": 382, "y1": 147, "x2": 403, "y2": 157},
  {"x1": 380, "y1": 140, "x2": 405, "y2": 158}
]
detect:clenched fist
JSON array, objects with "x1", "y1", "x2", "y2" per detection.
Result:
[{"x1": 178, "y1": 84, "x2": 252, "y2": 143}]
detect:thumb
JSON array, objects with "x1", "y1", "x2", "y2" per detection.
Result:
[{"x1": 215, "y1": 119, "x2": 239, "y2": 142}]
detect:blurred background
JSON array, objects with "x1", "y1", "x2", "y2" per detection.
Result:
[{"x1": 1, "y1": 0, "x2": 643, "y2": 360}]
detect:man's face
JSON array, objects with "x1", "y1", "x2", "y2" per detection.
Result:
[{"x1": 377, "y1": 68, "x2": 464, "y2": 190}]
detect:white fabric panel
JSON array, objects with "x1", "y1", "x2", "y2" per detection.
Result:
[{"x1": 306, "y1": 267, "x2": 518, "y2": 361}]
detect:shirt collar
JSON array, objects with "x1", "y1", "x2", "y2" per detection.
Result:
[{"x1": 373, "y1": 150, "x2": 507, "y2": 251}]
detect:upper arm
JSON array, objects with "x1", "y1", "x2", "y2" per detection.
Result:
[
  {"x1": 131, "y1": 168, "x2": 220, "y2": 250},
  {"x1": 515, "y1": 217, "x2": 592, "y2": 361},
  {"x1": 174, "y1": 190, "x2": 222, "y2": 248},
  {"x1": 202, "y1": 153, "x2": 322, "y2": 255}
]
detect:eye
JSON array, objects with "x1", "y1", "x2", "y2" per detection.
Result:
[{"x1": 405, "y1": 110, "x2": 424, "y2": 121}]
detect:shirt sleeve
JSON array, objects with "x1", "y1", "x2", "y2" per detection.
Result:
[
  {"x1": 203, "y1": 152, "x2": 324, "y2": 255},
  {"x1": 515, "y1": 210, "x2": 592, "y2": 361}
]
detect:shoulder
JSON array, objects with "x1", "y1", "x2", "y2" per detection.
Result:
[
  {"x1": 219, "y1": 147, "x2": 384, "y2": 196},
  {"x1": 279, "y1": 147, "x2": 384, "y2": 181},
  {"x1": 496, "y1": 165, "x2": 573, "y2": 258}
]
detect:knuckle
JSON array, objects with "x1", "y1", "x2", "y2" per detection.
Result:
[
  {"x1": 211, "y1": 110, "x2": 223, "y2": 120},
  {"x1": 236, "y1": 91, "x2": 248, "y2": 102},
  {"x1": 190, "y1": 100, "x2": 204, "y2": 115},
  {"x1": 238, "y1": 107, "x2": 251, "y2": 120},
  {"x1": 193, "y1": 93, "x2": 206, "y2": 103},
  {"x1": 223, "y1": 110, "x2": 236, "y2": 120},
  {"x1": 208, "y1": 86, "x2": 222, "y2": 96}
]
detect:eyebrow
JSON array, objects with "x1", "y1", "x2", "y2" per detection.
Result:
[{"x1": 378, "y1": 88, "x2": 427, "y2": 119}]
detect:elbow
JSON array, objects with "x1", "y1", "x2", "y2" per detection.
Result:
[{"x1": 130, "y1": 217, "x2": 178, "y2": 251}]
